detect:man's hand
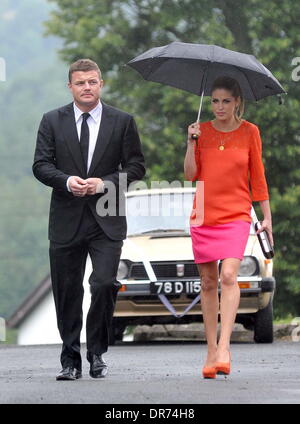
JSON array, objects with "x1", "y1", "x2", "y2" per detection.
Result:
[
  {"x1": 85, "y1": 178, "x2": 104, "y2": 195},
  {"x1": 68, "y1": 176, "x2": 89, "y2": 197}
]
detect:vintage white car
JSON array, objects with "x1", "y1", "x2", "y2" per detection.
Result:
[{"x1": 111, "y1": 187, "x2": 276, "y2": 344}]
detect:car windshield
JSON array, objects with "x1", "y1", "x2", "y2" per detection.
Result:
[
  {"x1": 126, "y1": 192, "x2": 256, "y2": 236},
  {"x1": 126, "y1": 192, "x2": 194, "y2": 236}
]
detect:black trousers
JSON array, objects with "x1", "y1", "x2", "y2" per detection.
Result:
[{"x1": 49, "y1": 204, "x2": 123, "y2": 370}]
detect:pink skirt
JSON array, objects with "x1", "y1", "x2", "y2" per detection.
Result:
[{"x1": 190, "y1": 220, "x2": 251, "y2": 263}]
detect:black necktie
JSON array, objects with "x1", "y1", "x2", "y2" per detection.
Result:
[{"x1": 80, "y1": 112, "x2": 90, "y2": 174}]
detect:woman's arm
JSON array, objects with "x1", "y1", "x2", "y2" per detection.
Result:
[
  {"x1": 258, "y1": 199, "x2": 274, "y2": 247},
  {"x1": 249, "y1": 125, "x2": 274, "y2": 247},
  {"x1": 184, "y1": 122, "x2": 200, "y2": 181}
]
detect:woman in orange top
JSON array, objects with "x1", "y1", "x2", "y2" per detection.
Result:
[{"x1": 184, "y1": 76, "x2": 273, "y2": 379}]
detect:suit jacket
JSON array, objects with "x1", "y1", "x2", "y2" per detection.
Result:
[{"x1": 32, "y1": 101, "x2": 145, "y2": 243}]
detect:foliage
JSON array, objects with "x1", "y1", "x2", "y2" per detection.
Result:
[
  {"x1": 0, "y1": 0, "x2": 70, "y2": 318},
  {"x1": 1, "y1": 328, "x2": 18, "y2": 345}
]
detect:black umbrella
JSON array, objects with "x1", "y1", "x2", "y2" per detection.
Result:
[{"x1": 127, "y1": 41, "x2": 286, "y2": 122}]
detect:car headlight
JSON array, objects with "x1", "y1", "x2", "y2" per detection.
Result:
[
  {"x1": 117, "y1": 260, "x2": 129, "y2": 280},
  {"x1": 239, "y1": 256, "x2": 258, "y2": 276}
]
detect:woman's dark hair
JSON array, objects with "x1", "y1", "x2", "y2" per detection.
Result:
[{"x1": 211, "y1": 76, "x2": 245, "y2": 121}]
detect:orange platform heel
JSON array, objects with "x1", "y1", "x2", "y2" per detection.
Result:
[
  {"x1": 202, "y1": 366, "x2": 217, "y2": 379},
  {"x1": 215, "y1": 352, "x2": 231, "y2": 375}
]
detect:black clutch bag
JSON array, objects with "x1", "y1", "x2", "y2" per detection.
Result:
[{"x1": 254, "y1": 221, "x2": 274, "y2": 259}]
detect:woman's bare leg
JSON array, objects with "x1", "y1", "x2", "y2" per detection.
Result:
[
  {"x1": 217, "y1": 258, "x2": 241, "y2": 362},
  {"x1": 197, "y1": 261, "x2": 219, "y2": 366}
]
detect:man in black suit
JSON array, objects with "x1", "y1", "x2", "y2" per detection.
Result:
[{"x1": 33, "y1": 59, "x2": 145, "y2": 380}]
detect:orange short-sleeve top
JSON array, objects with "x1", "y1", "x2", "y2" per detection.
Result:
[{"x1": 191, "y1": 120, "x2": 269, "y2": 226}]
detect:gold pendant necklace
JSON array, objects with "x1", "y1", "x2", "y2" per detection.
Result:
[
  {"x1": 218, "y1": 136, "x2": 227, "y2": 150},
  {"x1": 218, "y1": 131, "x2": 232, "y2": 150},
  {"x1": 214, "y1": 120, "x2": 242, "y2": 150}
]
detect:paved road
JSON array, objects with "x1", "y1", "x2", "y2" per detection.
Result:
[{"x1": 0, "y1": 341, "x2": 299, "y2": 404}]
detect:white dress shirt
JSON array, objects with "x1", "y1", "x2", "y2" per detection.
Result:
[
  {"x1": 66, "y1": 101, "x2": 104, "y2": 192},
  {"x1": 74, "y1": 100, "x2": 102, "y2": 171}
]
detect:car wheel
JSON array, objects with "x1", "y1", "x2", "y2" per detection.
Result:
[{"x1": 254, "y1": 298, "x2": 274, "y2": 343}]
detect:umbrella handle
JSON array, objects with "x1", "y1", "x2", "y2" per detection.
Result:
[{"x1": 191, "y1": 90, "x2": 204, "y2": 140}]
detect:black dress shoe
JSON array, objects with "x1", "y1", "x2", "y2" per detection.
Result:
[
  {"x1": 56, "y1": 366, "x2": 82, "y2": 381},
  {"x1": 89, "y1": 354, "x2": 108, "y2": 379}
]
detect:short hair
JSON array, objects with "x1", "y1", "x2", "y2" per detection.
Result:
[
  {"x1": 68, "y1": 59, "x2": 102, "y2": 82},
  {"x1": 211, "y1": 76, "x2": 245, "y2": 120}
]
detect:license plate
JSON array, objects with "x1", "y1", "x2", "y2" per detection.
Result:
[{"x1": 150, "y1": 280, "x2": 201, "y2": 295}]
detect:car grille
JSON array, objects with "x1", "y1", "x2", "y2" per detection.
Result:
[{"x1": 129, "y1": 261, "x2": 200, "y2": 280}]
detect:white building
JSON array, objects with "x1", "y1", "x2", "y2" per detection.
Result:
[{"x1": 7, "y1": 257, "x2": 93, "y2": 345}]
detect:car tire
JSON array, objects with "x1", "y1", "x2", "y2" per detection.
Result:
[{"x1": 254, "y1": 298, "x2": 274, "y2": 343}]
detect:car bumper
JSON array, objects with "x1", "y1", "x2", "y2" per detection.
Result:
[
  {"x1": 114, "y1": 277, "x2": 276, "y2": 317},
  {"x1": 117, "y1": 276, "x2": 276, "y2": 296}
]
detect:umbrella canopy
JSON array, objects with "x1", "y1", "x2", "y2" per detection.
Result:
[{"x1": 127, "y1": 41, "x2": 286, "y2": 102}]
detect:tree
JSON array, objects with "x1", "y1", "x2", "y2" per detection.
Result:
[
  {"x1": 0, "y1": 0, "x2": 70, "y2": 318},
  {"x1": 43, "y1": 0, "x2": 300, "y2": 316}
]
